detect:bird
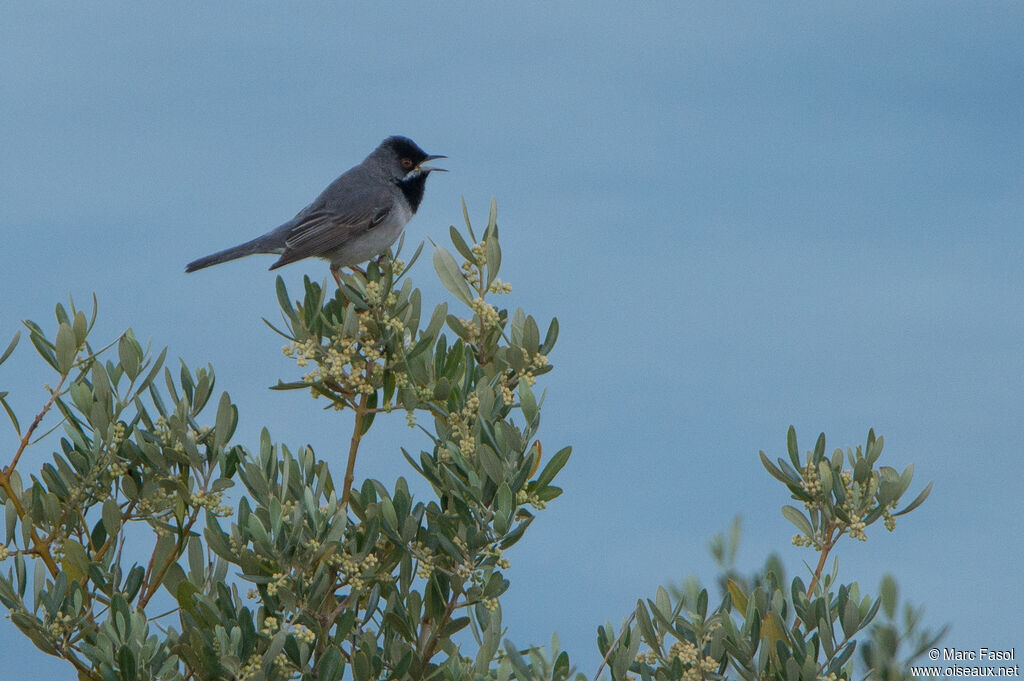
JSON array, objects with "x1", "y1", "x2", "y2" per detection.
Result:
[{"x1": 185, "y1": 136, "x2": 445, "y2": 286}]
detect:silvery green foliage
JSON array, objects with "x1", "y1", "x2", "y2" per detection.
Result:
[
  {"x1": 595, "y1": 430, "x2": 939, "y2": 681},
  {"x1": 0, "y1": 202, "x2": 938, "y2": 681}
]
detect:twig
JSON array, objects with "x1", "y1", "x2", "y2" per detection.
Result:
[
  {"x1": 2, "y1": 373, "x2": 68, "y2": 481},
  {"x1": 793, "y1": 526, "x2": 838, "y2": 629},
  {"x1": 593, "y1": 609, "x2": 637, "y2": 681},
  {"x1": 340, "y1": 393, "x2": 367, "y2": 511},
  {"x1": 138, "y1": 509, "x2": 201, "y2": 608},
  {"x1": 0, "y1": 373, "x2": 70, "y2": 576},
  {"x1": 420, "y1": 591, "x2": 460, "y2": 666}
]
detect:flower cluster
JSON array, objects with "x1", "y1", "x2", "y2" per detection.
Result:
[
  {"x1": 283, "y1": 285, "x2": 417, "y2": 407},
  {"x1": 470, "y1": 297, "x2": 501, "y2": 328},
  {"x1": 190, "y1": 488, "x2": 232, "y2": 517},
  {"x1": 330, "y1": 550, "x2": 380, "y2": 591},
  {"x1": 292, "y1": 623, "x2": 316, "y2": 645},
  {"x1": 46, "y1": 612, "x2": 75, "y2": 640},
  {"x1": 882, "y1": 503, "x2": 897, "y2": 531},
  {"x1": 487, "y1": 278, "x2": 513, "y2": 295},
  {"x1": 516, "y1": 488, "x2": 546, "y2": 510},
  {"x1": 411, "y1": 540, "x2": 437, "y2": 579},
  {"x1": 668, "y1": 640, "x2": 719, "y2": 681},
  {"x1": 838, "y1": 469, "x2": 878, "y2": 542},
  {"x1": 261, "y1": 615, "x2": 280, "y2": 634},
  {"x1": 266, "y1": 572, "x2": 289, "y2": 596},
  {"x1": 801, "y1": 462, "x2": 823, "y2": 497},
  {"x1": 136, "y1": 485, "x2": 176, "y2": 517},
  {"x1": 107, "y1": 460, "x2": 129, "y2": 477},
  {"x1": 447, "y1": 392, "x2": 480, "y2": 458},
  {"x1": 281, "y1": 338, "x2": 320, "y2": 369},
  {"x1": 460, "y1": 242, "x2": 489, "y2": 288},
  {"x1": 237, "y1": 653, "x2": 262, "y2": 681},
  {"x1": 111, "y1": 421, "x2": 127, "y2": 446}
]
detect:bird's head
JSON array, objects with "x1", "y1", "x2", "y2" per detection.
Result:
[{"x1": 374, "y1": 136, "x2": 447, "y2": 181}]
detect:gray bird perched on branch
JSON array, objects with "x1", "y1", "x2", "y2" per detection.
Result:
[{"x1": 185, "y1": 136, "x2": 445, "y2": 286}]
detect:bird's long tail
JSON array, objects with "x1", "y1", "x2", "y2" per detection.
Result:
[{"x1": 185, "y1": 235, "x2": 279, "y2": 273}]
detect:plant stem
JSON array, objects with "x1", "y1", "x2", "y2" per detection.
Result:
[
  {"x1": 419, "y1": 591, "x2": 460, "y2": 669},
  {"x1": 1, "y1": 373, "x2": 70, "y2": 576},
  {"x1": 805, "y1": 526, "x2": 838, "y2": 600},
  {"x1": 340, "y1": 393, "x2": 367, "y2": 511},
  {"x1": 793, "y1": 526, "x2": 838, "y2": 629},
  {"x1": 138, "y1": 508, "x2": 201, "y2": 608},
  {"x1": 593, "y1": 609, "x2": 638, "y2": 681}
]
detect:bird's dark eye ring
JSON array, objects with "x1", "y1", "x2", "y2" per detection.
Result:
[{"x1": 401, "y1": 158, "x2": 414, "y2": 169}]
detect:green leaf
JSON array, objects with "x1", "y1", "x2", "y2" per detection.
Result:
[
  {"x1": 319, "y1": 647, "x2": 345, "y2": 681},
  {"x1": 123, "y1": 566, "x2": 145, "y2": 600},
  {"x1": 879, "y1": 574, "x2": 898, "y2": 619},
  {"x1": 540, "y1": 318, "x2": 559, "y2": 354},
  {"x1": 449, "y1": 224, "x2": 476, "y2": 263},
  {"x1": 654, "y1": 585, "x2": 671, "y2": 621},
  {"x1": 727, "y1": 579, "x2": 749, "y2": 614},
  {"x1": 518, "y1": 381, "x2": 538, "y2": 425},
  {"x1": 893, "y1": 480, "x2": 931, "y2": 516},
  {"x1": 26, "y1": 323, "x2": 58, "y2": 370},
  {"x1": 787, "y1": 425, "x2": 801, "y2": 470},
  {"x1": 485, "y1": 228, "x2": 501, "y2": 289},
  {"x1": 151, "y1": 534, "x2": 177, "y2": 580},
  {"x1": 535, "y1": 446, "x2": 571, "y2": 488},
  {"x1": 136, "y1": 346, "x2": 167, "y2": 395},
  {"x1": 478, "y1": 444, "x2": 504, "y2": 484},
  {"x1": 522, "y1": 315, "x2": 540, "y2": 352},
  {"x1": 840, "y1": 596, "x2": 860, "y2": 638},
  {"x1": 214, "y1": 392, "x2": 236, "y2": 450},
  {"x1": 761, "y1": 452, "x2": 797, "y2": 485},
  {"x1": 72, "y1": 309, "x2": 88, "y2": 346},
  {"x1": 781, "y1": 505, "x2": 814, "y2": 537},
  {"x1": 62, "y1": 540, "x2": 89, "y2": 582},
  {"x1": 379, "y1": 496, "x2": 399, "y2": 530},
  {"x1": 487, "y1": 197, "x2": 498, "y2": 233},
  {"x1": 461, "y1": 197, "x2": 477, "y2": 241},
  {"x1": 161, "y1": 562, "x2": 187, "y2": 599},
  {"x1": 187, "y1": 535, "x2": 204, "y2": 581},
  {"x1": 433, "y1": 246, "x2": 475, "y2": 307},
  {"x1": 118, "y1": 333, "x2": 141, "y2": 380},
  {"x1": 118, "y1": 643, "x2": 138, "y2": 681},
  {"x1": 0, "y1": 394, "x2": 19, "y2": 437},
  {"x1": 102, "y1": 498, "x2": 122, "y2": 535},
  {"x1": 5, "y1": 499, "x2": 17, "y2": 543},
  {"x1": 634, "y1": 602, "x2": 661, "y2": 653},
  {"x1": 11, "y1": 611, "x2": 59, "y2": 656},
  {"x1": 55, "y1": 322, "x2": 76, "y2": 373},
  {"x1": 175, "y1": 579, "x2": 200, "y2": 615},
  {"x1": 0, "y1": 331, "x2": 19, "y2": 366},
  {"x1": 276, "y1": 276, "x2": 295, "y2": 320},
  {"x1": 553, "y1": 650, "x2": 570, "y2": 681},
  {"x1": 831, "y1": 641, "x2": 858, "y2": 671},
  {"x1": 502, "y1": 641, "x2": 532, "y2": 681}
]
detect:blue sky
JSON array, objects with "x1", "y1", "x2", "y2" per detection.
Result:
[{"x1": 2, "y1": 2, "x2": 1022, "y2": 677}]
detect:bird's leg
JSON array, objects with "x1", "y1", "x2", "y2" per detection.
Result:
[{"x1": 331, "y1": 266, "x2": 343, "y2": 289}]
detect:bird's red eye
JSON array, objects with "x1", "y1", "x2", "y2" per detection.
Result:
[{"x1": 401, "y1": 158, "x2": 414, "y2": 169}]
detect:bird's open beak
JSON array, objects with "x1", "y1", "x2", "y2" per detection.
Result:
[{"x1": 418, "y1": 154, "x2": 447, "y2": 172}]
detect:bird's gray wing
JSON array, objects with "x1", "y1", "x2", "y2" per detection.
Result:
[{"x1": 270, "y1": 184, "x2": 393, "y2": 268}]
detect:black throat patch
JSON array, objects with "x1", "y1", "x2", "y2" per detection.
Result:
[{"x1": 396, "y1": 171, "x2": 431, "y2": 213}]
